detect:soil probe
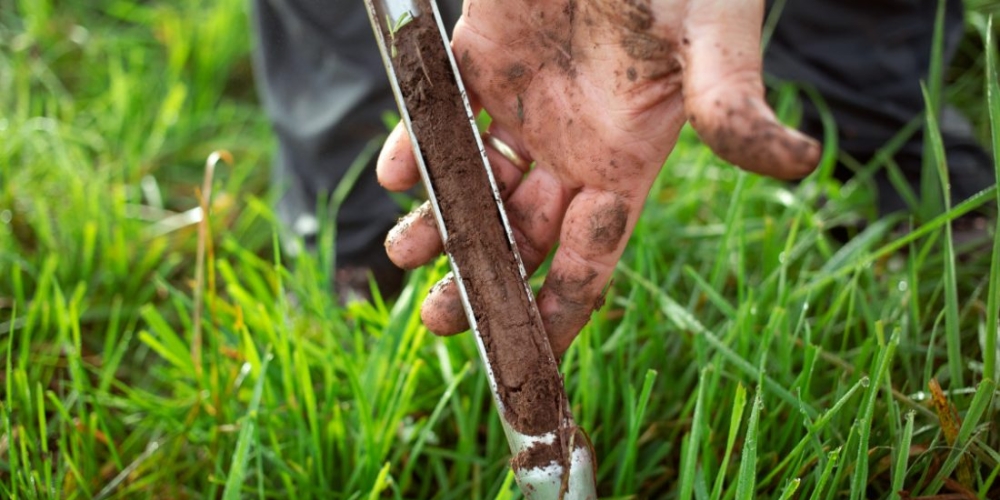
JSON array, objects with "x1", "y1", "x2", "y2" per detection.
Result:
[{"x1": 364, "y1": 0, "x2": 598, "y2": 498}]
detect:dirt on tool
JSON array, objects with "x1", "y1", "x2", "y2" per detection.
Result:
[
  {"x1": 511, "y1": 426, "x2": 591, "y2": 472},
  {"x1": 384, "y1": 0, "x2": 568, "y2": 445}
]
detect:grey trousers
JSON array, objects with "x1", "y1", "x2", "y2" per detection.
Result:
[
  {"x1": 252, "y1": 0, "x2": 993, "y2": 271},
  {"x1": 765, "y1": 0, "x2": 995, "y2": 215},
  {"x1": 250, "y1": 0, "x2": 460, "y2": 272}
]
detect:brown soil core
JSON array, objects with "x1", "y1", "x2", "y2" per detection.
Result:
[{"x1": 385, "y1": 1, "x2": 564, "y2": 437}]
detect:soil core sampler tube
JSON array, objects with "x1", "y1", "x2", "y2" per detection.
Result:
[{"x1": 364, "y1": 0, "x2": 598, "y2": 498}]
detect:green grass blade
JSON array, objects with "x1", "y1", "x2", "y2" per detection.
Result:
[
  {"x1": 492, "y1": 469, "x2": 517, "y2": 500},
  {"x1": 710, "y1": 383, "x2": 747, "y2": 500},
  {"x1": 890, "y1": 411, "x2": 915, "y2": 500},
  {"x1": 819, "y1": 217, "x2": 896, "y2": 275},
  {"x1": 982, "y1": 15, "x2": 999, "y2": 384},
  {"x1": 777, "y1": 478, "x2": 801, "y2": 500},
  {"x1": 684, "y1": 265, "x2": 736, "y2": 318},
  {"x1": 615, "y1": 369, "x2": 658, "y2": 494},
  {"x1": 400, "y1": 361, "x2": 472, "y2": 488},
  {"x1": 921, "y1": 81, "x2": 963, "y2": 388},
  {"x1": 222, "y1": 354, "x2": 272, "y2": 500},
  {"x1": 982, "y1": 462, "x2": 1000, "y2": 499},
  {"x1": 850, "y1": 331, "x2": 898, "y2": 500},
  {"x1": 810, "y1": 447, "x2": 841, "y2": 500},
  {"x1": 368, "y1": 462, "x2": 393, "y2": 500},
  {"x1": 734, "y1": 388, "x2": 762, "y2": 500},
  {"x1": 920, "y1": 0, "x2": 947, "y2": 217},
  {"x1": 679, "y1": 367, "x2": 709, "y2": 500}
]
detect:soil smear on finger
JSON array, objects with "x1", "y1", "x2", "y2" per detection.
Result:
[{"x1": 382, "y1": 0, "x2": 581, "y2": 470}]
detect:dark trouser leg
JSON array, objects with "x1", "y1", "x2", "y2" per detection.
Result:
[
  {"x1": 250, "y1": 0, "x2": 461, "y2": 297},
  {"x1": 764, "y1": 0, "x2": 995, "y2": 216}
]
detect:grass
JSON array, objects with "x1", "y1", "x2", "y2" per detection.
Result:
[{"x1": 2, "y1": 0, "x2": 999, "y2": 498}]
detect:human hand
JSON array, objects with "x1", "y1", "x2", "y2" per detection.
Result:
[{"x1": 378, "y1": 0, "x2": 820, "y2": 356}]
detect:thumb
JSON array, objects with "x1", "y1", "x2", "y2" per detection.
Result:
[{"x1": 681, "y1": 0, "x2": 820, "y2": 180}]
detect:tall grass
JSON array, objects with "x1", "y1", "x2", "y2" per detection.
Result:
[{"x1": 2, "y1": 1, "x2": 999, "y2": 499}]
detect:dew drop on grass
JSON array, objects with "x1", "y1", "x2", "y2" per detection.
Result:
[
  {"x1": 70, "y1": 25, "x2": 90, "y2": 45},
  {"x1": 233, "y1": 362, "x2": 252, "y2": 389},
  {"x1": 0, "y1": 210, "x2": 10, "y2": 224},
  {"x1": 802, "y1": 302, "x2": 809, "y2": 312},
  {"x1": 859, "y1": 376, "x2": 870, "y2": 388},
  {"x1": 888, "y1": 255, "x2": 905, "y2": 273},
  {"x1": 897, "y1": 280, "x2": 908, "y2": 292},
  {"x1": 778, "y1": 252, "x2": 787, "y2": 264}
]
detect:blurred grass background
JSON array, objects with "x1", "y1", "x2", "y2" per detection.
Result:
[{"x1": 1, "y1": 0, "x2": 999, "y2": 498}]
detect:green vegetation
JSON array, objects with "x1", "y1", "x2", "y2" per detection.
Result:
[
  {"x1": 2, "y1": 0, "x2": 998, "y2": 498},
  {"x1": 387, "y1": 11, "x2": 414, "y2": 58}
]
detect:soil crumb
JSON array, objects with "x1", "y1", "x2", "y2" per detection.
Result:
[
  {"x1": 512, "y1": 441, "x2": 561, "y2": 472},
  {"x1": 387, "y1": 0, "x2": 565, "y2": 436}
]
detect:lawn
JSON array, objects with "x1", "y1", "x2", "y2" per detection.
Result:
[{"x1": 2, "y1": 0, "x2": 999, "y2": 498}]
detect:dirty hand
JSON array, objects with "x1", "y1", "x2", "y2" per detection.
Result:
[{"x1": 378, "y1": 0, "x2": 821, "y2": 356}]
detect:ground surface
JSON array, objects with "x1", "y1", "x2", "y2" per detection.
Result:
[{"x1": 2, "y1": 1, "x2": 1000, "y2": 499}]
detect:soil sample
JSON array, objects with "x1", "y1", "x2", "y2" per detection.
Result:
[{"x1": 379, "y1": 0, "x2": 578, "y2": 469}]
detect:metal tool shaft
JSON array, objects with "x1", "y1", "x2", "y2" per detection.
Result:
[{"x1": 363, "y1": 0, "x2": 597, "y2": 498}]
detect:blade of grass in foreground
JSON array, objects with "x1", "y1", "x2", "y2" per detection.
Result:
[
  {"x1": 982, "y1": 15, "x2": 999, "y2": 384},
  {"x1": 889, "y1": 411, "x2": 915, "y2": 500},
  {"x1": 710, "y1": 384, "x2": 747, "y2": 500},
  {"x1": 920, "y1": 0, "x2": 947, "y2": 218},
  {"x1": 399, "y1": 361, "x2": 472, "y2": 489},
  {"x1": 492, "y1": 470, "x2": 517, "y2": 500},
  {"x1": 222, "y1": 353, "x2": 272, "y2": 500},
  {"x1": 734, "y1": 388, "x2": 762, "y2": 500},
  {"x1": 679, "y1": 367, "x2": 709, "y2": 500},
  {"x1": 983, "y1": 466, "x2": 1000, "y2": 500},
  {"x1": 777, "y1": 478, "x2": 801, "y2": 500},
  {"x1": 850, "y1": 328, "x2": 898, "y2": 500},
  {"x1": 810, "y1": 448, "x2": 841, "y2": 500},
  {"x1": 922, "y1": 81, "x2": 963, "y2": 389},
  {"x1": 368, "y1": 463, "x2": 392, "y2": 500},
  {"x1": 615, "y1": 369, "x2": 658, "y2": 494}
]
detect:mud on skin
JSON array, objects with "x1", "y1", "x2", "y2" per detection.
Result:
[
  {"x1": 696, "y1": 95, "x2": 818, "y2": 178},
  {"x1": 385, "y1": 201, "x2": 439, "y2": 270},
  {"x1": 586, "y1": 196, "x2": 628, "y2": 255}
]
